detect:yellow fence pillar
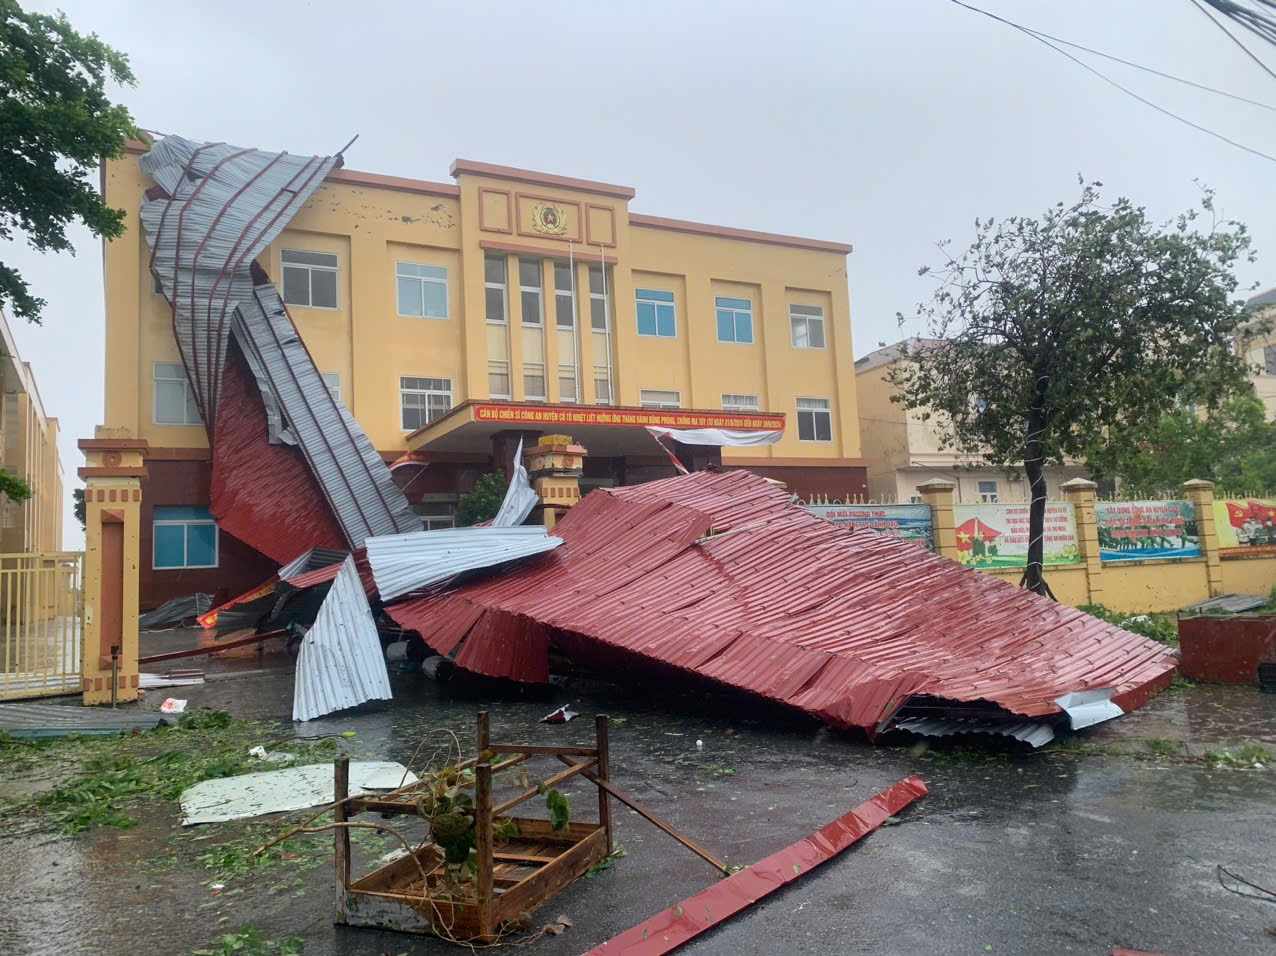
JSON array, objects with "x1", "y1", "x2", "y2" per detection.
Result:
[
  {"x1": 78, "y1": 431, "x2": 148, "y2": 705},
  {"x1": 917, "y1": 479, "x2": 959, "y2": 561},
  {"x1": 1061, "y1": 478, "x2": 1103, "y2": 605},
  {"x1": 525, "y1": 434, "x2": 586, "y2": 531},
  {"x1": 1183, "y1": 478, "x2": 1224, "y2": 598}
]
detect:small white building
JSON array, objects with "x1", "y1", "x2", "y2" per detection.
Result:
[{"x1": 853, "y1": 339, "x2": 1085, "y2": 504}]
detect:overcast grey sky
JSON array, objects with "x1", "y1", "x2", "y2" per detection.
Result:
[{"x1": 5, "y1": 0, "x2": 1276, "y2": 548}]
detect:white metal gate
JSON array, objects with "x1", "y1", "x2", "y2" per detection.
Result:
[{"x1": 0, "y1": 552, "x2": 84, "y2": 700}]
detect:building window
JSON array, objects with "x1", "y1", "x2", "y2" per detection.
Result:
[
  {"x1": 400, "y1": 377, "x2": 452, "y2": 431},
  {"x1": 722, "y1": 393, "x2": 760, "y2": 412},
  {"x1": 396, "y1": 262, "x2": 448, "y2": 318},
  {"x1": 715, "y1": 296, "x2": 754, "y2": 344},
  {"x1": 519, "y1": 258, "x2": 543, "y2": 326},
  {"x1": 153, "y1": 362, "x2": 202, "y2": 425},
  {"x1": 414, "y1": 502, "x2": 456, "y2": 531},
  {"x1": 153, "y1": 506, "x2": 218, "y2": 569},
  {"x1": 640, "y1": 389, "x2": 681, "y2": 409},
  {"x1": 636, "y1": 288, "x2": 676, "y2": 338},
  {"x1": 1265, "y1": 345, "x2": 1276, "y2": 376},
  {"x1": 322, "y1": 372, "x2": 341, "y2": 403},
  {"x1": 485, "y1": 255, "x2": 507, "y2": 323},
  {"x1": 796, "y1": 397, "x2": 832, "y2": 442},
  {"x1": 555, "y1": 262, "x2": 579, "y2": 403},
  {"x1": 524, "y1": 363, "x2": 547, "y2": 401},
  {"x1": 978, "y1": 480, "x2": 999, "y2": 503},
  {"x1": 281, "y1": 249, "x2": 338, "y2": 309},
  {"x1": 590, "y1": 265, "x2": 614, "y2": 404},
  {"x1": 489, "y1": 362, "x2": 511, "y2": 400},
  {"x1": 790, "y1": 305, "x2": 826, "y2": 349}
]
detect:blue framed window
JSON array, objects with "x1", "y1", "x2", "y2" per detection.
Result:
[
  {"x1": 715, "y1": 296, "x2": 753, "y2": 344},
  {"x1": 153, "y1": 506, "x2": 219, "y2": 569},
  {"x1": 636, "y1": 289, "x2": 676, "y2": 338},
  {"x1": 396, "y1": 262, "x2": 448, "y2": 318}
]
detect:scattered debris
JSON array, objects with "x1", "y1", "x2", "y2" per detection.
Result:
[
  {"x1": 586, "y1": 775, "x2": 928, "y2": 954},
  {"x1": 293, "y1": 556, "x2": 392, "y2": 722},
  {"x1": 160, "y1": 698, "x2": 188, "y2": 714},
  {"x1": 139, "y1": 670, "x2": 205, "y2": 689},
  {"x1": 388, "y1": 470, "x2": 1177, "y2": 745},
  {"x1": 491, "y1": 436, "x2": 539, "y2": 527},
  {"x1": 138, "y1": 629, "x2": 287, "y2": 666},
  {"x1": 180, "y1": 761, "x2": 418, "y2": 825},
  {"x1": 0, "y1": 701, "x2": 167, "y2": 739},
  {"x1": 542, "y1": 705, "x2": 578, "y2": 724},
  {"x1": 138, "y1": 593, "x2": 214, "y2": 630},
  {"x1": 1182, "y1": 593, "x2": 1270, "y2": 615}
]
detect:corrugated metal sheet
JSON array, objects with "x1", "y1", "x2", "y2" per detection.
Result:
[
  {"x1": 492, "y1": 437, "x2": 539, "y2": 527},
  {"x1": 366, "y1": 526, "x2": 563, "y2": 602},
  {"x1": 138, "y1": 134, "x2": 419, "y2": 554},
  {"x1": 277, "y1": 547, "x2": 348, "y2": 581},
  {"x1": 386, "y1": 470, "x2": 1178, "y2": 737},
  {"x1": 293, "y1": 556, "x2": 392, "y2": 721},
  {"x1": 893, "y1": 717, "x2": 1056, "y2": 748},
  {"x1": 587, "y1": 775, "x2": 928, "y2": 955}
]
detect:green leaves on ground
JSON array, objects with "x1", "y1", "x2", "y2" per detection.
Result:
[
  {"x1": 1078, "y1": 604, "x2": 1179, "y2": 645},
  {"x1": 545, "y1": 787, "x2": 570, "y2": 831},
  {"x1": 0, "y1": 710, "x2": 341, "y2": 833},
  {"x1": 192, "y1": 926, "x2": 303, "y2": 956}
]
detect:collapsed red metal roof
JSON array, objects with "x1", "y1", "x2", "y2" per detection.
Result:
[{"x1": 387, "y1": 470, "x2": 1177, "y2": 737}]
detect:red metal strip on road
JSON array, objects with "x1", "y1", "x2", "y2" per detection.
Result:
[{"x1": 585, "y1": 774, "x2": 928, "y2": 956}]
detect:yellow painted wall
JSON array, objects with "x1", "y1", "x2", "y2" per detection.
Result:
[
  {"x1": 1103, "y1": 560, "x2": 1212, "y2": 613},
  {"x1": 102, "y1": 148, "x2": 858, "y2": 464},
  {"x1": 1220, "y1": 556, "x2": 1276, "y2": 598},
  {"x1": 986, "y1": 564, "x2": 1091, "y2": 607}
]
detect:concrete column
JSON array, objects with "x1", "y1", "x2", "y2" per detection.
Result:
[
  {"x1": 78, "y1": 430, "x2": 147, "y2": 706},
  {"x1": 917, "y1": 478, "x2": 958, "y2": 560},
  {"x1": 1183, "y1": 478, "x2": 1224, "y2": 597},
  {"x1": 1062, "y1": 477, "x2": 1103, "y2": 605}
]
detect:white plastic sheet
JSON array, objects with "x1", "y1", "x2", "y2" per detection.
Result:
[
  {"x1": 492, "y1": 436, "x2": 539, "y2": 527},
  {"x1": 180, "y1": 761, "x2": 418, "y2": 825},
  {"x1": 645, "y1": 425, "x2": 783, "y2": 447}
]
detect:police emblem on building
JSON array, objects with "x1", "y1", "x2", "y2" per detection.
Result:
[{"x1": 530, "y1": 202, "x2": 568, "y2": 236}]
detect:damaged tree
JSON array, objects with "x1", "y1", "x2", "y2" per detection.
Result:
[{"x1": 891, "y1": 180, "x2": 1259, "y2": 596}]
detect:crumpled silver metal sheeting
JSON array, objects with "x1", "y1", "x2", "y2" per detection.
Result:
[
  {"x1": 137, "y1": 134, "x2": 420, "y2": 549},
  {"x1": 139, "y1": 135, "x2": 337, "y2": 426}
]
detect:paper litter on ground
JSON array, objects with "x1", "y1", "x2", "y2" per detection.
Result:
[{"x1": 180, "y1": 761, "x2": 417, "y2": 825}]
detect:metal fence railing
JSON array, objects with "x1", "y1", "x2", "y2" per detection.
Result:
[{"x1": 0, "y1": 552, "x2": 84, "y2": 701}]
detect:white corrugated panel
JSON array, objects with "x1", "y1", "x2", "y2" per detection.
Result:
[
  {"x1": 492, "y1": 437, "x2": 539, "y2": 527},
  {"x1": 366, "y1": 526, "x2": 563, "y2": 602},
  {"x1": 293, "y1": 556, "x2": 392, "y2": 721}
]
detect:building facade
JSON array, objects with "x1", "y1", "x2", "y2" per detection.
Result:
[
  {"x1": 0, "y1": 309, "x2": 63, "y2": 554},
  {"x1": 1244, "y1": 288, "x2": 1276, "y2": 420},
  {"x1": 854, "y1": 340, "x2": 1085, "y2": 504},
  {"x1": 101, "y1": 143, "x2": 864, "y2": 606}
]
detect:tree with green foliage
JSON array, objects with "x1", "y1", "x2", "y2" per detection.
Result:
[
  {"x1": 1, "y1": 0, "x2": 138, "y2": 324},
  {"x1": 73, "y1": 486, "x2": 86, "y2": 527},
  {"x1": 1088, "y1": 392, "x2": 1276, "y2": 497},
  {"x1": 891, "y1": 181, "x2": 1261, "y2": 597},
  {"x1": 455, "y1": 472, "x2": 507, "y2": 526}
]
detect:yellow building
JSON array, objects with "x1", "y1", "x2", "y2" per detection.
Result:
[
  {"x1": 100, "y1": 141, "x2": 864, "y2": 605},
  {"x1": 0, "y1": 308, "x2": 63, "y2": 554},
  {"x1": 1243, "y1": 288, "x2": 1276, "y2": 420},
  {"x1": 855, "y1": 339, "x2": 1084, "y2": 503}
]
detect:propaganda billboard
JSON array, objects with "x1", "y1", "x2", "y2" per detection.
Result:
[
  {"x1": 952, "y1": 502, "x2": 1081, "y2": 568},
  {"x1": 803, "y1": 503, "x2": 934, "y2": 549},
  {"x1": 1095, "y1": 500, "x2": 1200, "y2": 562},
  {"x1": 1213, "y1": 498, "x2": 1276, "y2": 559}
]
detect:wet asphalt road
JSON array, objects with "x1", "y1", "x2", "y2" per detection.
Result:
[{"x1": 2, "y1": 634, "x2": 1275, "y2": 956}]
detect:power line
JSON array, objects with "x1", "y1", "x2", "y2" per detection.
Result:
[
  {"x1": 1192, "y1": 0, "x2": 1276, "y2": 82},
  {"x1": 1017, "y1": 20, "x2": 1276, "y2": 112},
  {"x1": 950, "y1": 0, "x2": 1276, "y2": 166},
  {"x1": 1199, "y1": 0, "x2": 1276, "y2": 48}
]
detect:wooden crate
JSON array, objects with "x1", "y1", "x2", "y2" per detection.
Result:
[
  {"x1": 343, "y1": 819, "x2": 607, "y2": 940},
  {"x1": 334, "y1": 712, "x2": 615, "y2": 943}
]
